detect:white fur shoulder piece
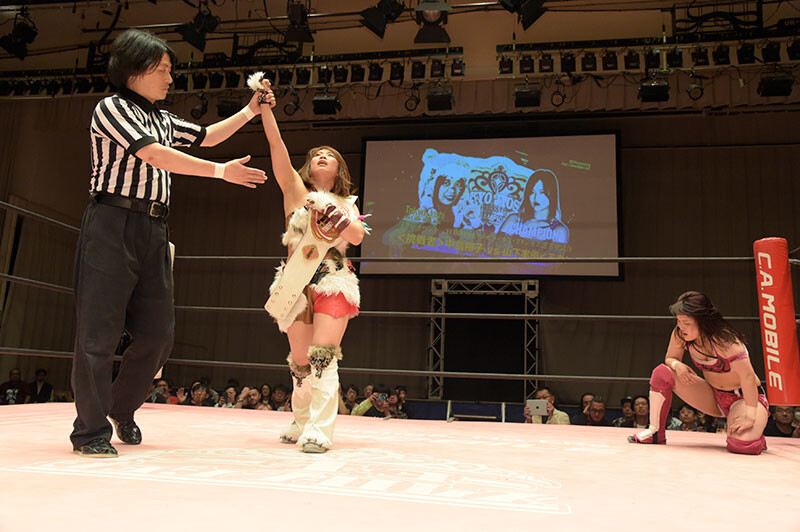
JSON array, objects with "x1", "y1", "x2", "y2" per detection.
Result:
[{"x1": 247, "y1": 72, "x2": 266, "y2": 92}]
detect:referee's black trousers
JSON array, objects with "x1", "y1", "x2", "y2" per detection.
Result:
[{"x1": 70, "y1": 201, "x2": 174, "y2": 449}]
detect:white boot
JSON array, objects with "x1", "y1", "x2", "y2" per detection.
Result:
[
  {"x1": 298, "y1": 345, "x2": 342, "y2": 453},
  {"x1": 279, "y1": 354, "x2": 311, "y2": 444}
]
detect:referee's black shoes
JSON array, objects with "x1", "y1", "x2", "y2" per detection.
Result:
[
  {"x1": 74, "y1": 438, "x2": 118, "y2": 458},
  {"x1": 111, "y1": 418, "x2": 143, "y2": 445}
]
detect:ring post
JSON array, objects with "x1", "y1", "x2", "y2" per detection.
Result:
[{"x1": 753, "y1": 237, "x2": 800, "y2": 405}]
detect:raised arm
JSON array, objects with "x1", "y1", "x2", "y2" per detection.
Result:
[
  {"x1": 257, "y1": 80, "x2": 307, "y2": 208},
  {"x1": 200, "y1": 93, "x2": 261, "y2": 147},
  {"x1": 136, "y1": 143, "x2": 265, "y2": 188}
]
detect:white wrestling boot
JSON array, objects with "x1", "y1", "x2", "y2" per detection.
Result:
[
  {"x1": 298, "y1": 345, "x2": 342, "y2": 453},
  {"x1": 280, "y1": 354, "x2": 311, "y2": 444}
]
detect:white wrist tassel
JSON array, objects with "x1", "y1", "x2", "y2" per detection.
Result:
[{"x1": 247, "y1": 72, "x2": 266, "y2": 92}]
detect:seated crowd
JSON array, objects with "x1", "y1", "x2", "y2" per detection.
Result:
[{"x1": 3, "y1": 367, "x2": 798, "y2": 437}]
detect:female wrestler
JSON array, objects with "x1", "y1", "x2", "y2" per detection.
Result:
[
  {"x1": 629, "y1": 291, "x2": 769, "y2": 454},
  {"x1": 498, "y1": 169, "x2": 568, "y2": 243},
  {"x1": 254, "y1": 77, "x2": 368, "y2": 453}
]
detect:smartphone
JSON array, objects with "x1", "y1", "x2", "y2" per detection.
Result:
[{"x1": 526, "y1": 399, "x2": 548, "y2": 416}]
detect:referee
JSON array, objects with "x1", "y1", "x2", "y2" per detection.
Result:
[{"x1": 71, "y1": 29, "x2": 269, "y2": 458}]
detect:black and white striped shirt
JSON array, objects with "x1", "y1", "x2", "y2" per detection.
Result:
[{"x1": 89, "y1": 87, "x2": 206, "y2": 205}]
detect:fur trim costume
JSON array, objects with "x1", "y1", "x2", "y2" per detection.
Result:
[{"x1": 270, "y1": 190, "x2": 361, "y2": 332}]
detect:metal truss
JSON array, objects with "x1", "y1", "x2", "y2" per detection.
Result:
[{"x1": 427, "y1": 279, "x2": 540, "y2": 401}]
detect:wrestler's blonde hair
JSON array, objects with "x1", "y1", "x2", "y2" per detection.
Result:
[{"x1": 298, "y1": 145, "x2": 353, "y2": 197}]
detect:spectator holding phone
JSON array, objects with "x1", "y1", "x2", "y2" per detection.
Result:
[
  {"x1": 524, "y1": 387, "x2": 570, "y2": 424},
  {"x1": 351, "y1": 384, "x2": 391, "y2": 417}
]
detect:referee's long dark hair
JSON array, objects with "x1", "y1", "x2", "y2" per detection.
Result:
[
  {"x1": 669, "y1": 291, "x2": 746, "y2": 355},
  {"x1": 108, "y1": 29, "x2": 177, "y2": 89}
]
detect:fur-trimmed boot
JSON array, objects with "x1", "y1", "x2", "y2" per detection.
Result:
[
  {"x1": 298, "y1": 345, "x2": 342, "y2": 453},
  {"x1": 279, "y1": 354, "x2": 312, "y2": 444}
]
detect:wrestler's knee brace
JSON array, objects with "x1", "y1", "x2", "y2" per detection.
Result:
[
  {"x1": 726, "y1": 435, "x2": 767, "y2": 455},
  {"x1": 298, "y1": 345, "x2": 342, "y2": 449},
  {"x1": 280, "y1": 354, "x2": 312, "y2": 444}
]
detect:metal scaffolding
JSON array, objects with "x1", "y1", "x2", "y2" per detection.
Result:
[{"x1": 427, "y1": 279, "x2": 540, "y2": 401}]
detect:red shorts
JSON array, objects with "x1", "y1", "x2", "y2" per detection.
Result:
[
  {"x1": 312, "y1": 290, "x2": 359, "y2": 319},
  {"x1": 712, "y1": 387, "x2": 769, "y2": 418}
]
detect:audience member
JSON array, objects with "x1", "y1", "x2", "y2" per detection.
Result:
[
  {"x1": 764, "y1": 406, "x2": 800, "y2": 438},
  {"x1": 197, "y1": 377, "x2": 219, "y2": 404},
  {"x1": 343, "y1": 384, "x2": 359, "y2": 413},
  {"x1": 351, "y1": 384, "x2": 390, "y2": 417},
  {"x1": 570, "y1": 392, "x2": 594, "y2": 425},
  {"x1": 394, "y1": 384, "x2": 413, "y2": 419},
  {"x1": 216, "y1": 386, "x2": 238, "y2": 408},
  {"x1": 669, "y1": 404, "x2": 703, "y2": 432},
  {"x1": 620, "y1": 395, "x2": 649, "y2": 429},
  {"x1": 386, "y1": 392, "x2": 408, "y2": 419},
  {"x1": 235, "y1": 387, "x2": 268, "y2": 410},
  {"x1": 260, "y1": 384, "x2": 272, "y2": 407},
  {"x1": 29, "y1": 368, "x2": 54, "y2": 403},
  {"x1": 361, "y1": 384, "x2": 374, "y2": 402},
  {"x1": 573, "y1": 396, "x2": 610, "y2": 426},
  {"x1": 181, "y1": 383, "x2": 213, "y2": 407},
  {"x1": 268, "y1": 384, "x2": 290, "y2": 411},
  {"x1": 612, "y1": 396, "x2": 634, "y2": 427},
  {"x1": 337, "y1": 385, "x2": 350, "y2": 415},
  {"x1": 147, "y1": 379, "x2": 169, "y2": 403},
  {"x1": 0, "y1": 368, "x2": 30, "y2": 405},
  {"x1": 524, "y1": 387, "x2": 569, "y2": 425}
]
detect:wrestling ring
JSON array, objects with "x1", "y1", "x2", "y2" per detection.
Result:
[{"x1": 0, "y1": 200, "x2": 798, "y2": 532}]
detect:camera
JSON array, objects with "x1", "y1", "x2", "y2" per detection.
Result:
[{"x1": 376, "y1": 393, "x2": 388, "y2": 402}]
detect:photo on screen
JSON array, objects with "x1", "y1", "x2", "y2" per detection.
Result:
[{"x1": 360, "y1": 134, "x2": 619, "y2": 277}]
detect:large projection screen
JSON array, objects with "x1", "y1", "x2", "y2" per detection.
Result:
[{"x1": 360, "y1": 134, "x2": 619, "y2": 277}]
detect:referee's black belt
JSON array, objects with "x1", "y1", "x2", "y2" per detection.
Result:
[{"x1": 92, "y1": 193, "x2": 169, "y2": 220}]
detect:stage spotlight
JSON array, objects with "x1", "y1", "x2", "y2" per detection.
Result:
[
  {"x1": 666, "y1": 48, "x2": 683, "y2": 68},
  {"x1": 602, "y1": 51, "x2": 618, "y2": 71},
  {"x1": 192, "y1": 72, "x2": 208, "y2": 89},
  {"x1": 91, "y1": 78, "x2": 107, "y2": 93},
  {"x1": 295, "y1": 68, "x2": 311, "y2": 85},
  {"x1": 560, "y1": 52, "x2": 576, "y2": 73},
  {"x1": 191, "y1": 94, "x2": 208, "y2": 119},
  {"x1": 350, "y1": 64, "x2": 365, "y2": 82},
  {"x1": 498, "y1": 56, "x2": 513, "y2": 74},
  {"x1": 405, "y1": 93, "x2": 420, "y2": 111},
  {"x1": 519, "y1": 0, "x2": 545, "y2": 30},
  {"x1": 431, "y1": 59, "x2": 445, "y2": 78},
  {"x1": 639, "y1": 78, "x2": 670, "y2": 102},
  {"x1": 788, "y1": 40, "x2": 800, "y2": 61},
  {"x1": 390, "y1": 62, "x2": 404, "y2": 82},
  {"x1": 712, "y1": 45, "x2": 730, "y2": 65},
  {"x1": 539, "y1": 53, "x2": 553, "y2": 73},
  {"x1": 737, "y1": 43, "x2": 755, "y2": 64},
  {"x1": 333, "y1": 65, "x2": 348, "y2": 83},
  {"x1": 686, "y1": 81, "x2": 704, "y2": 101},
  {"x1": 427, "y1": 85, "x2": 453, "y2": 111},
  {"x1": 208, "y1": 72, "x2": 224, "y2": 89},
  {"x1": 451, "y1": 58, "x2": 464, "y2": 76},
  {"x1": 360, "y1": 0, "x2": 404, "y2": 39},
  {"x1": 177, "y1": 4, "x2": 220, "y2": 52},
  {"x1": 581, "y1": 52, "x2": 597, "y2": 72},
  {"x1": 278, "y1": 68, "x2": 293, "y2": 85},
  {"x1": 75, "y1": 78, "x2": 92, "y2": 94},
  {"x1": 312, "y1": 93, "x2": 341, "y2": 115},
  {"x1": 284, "y1": 91, "x2": 300, "y2": 115},
  {"x1": 414, "y1": 1, "x2": 451, "y2": 44},
  {"x1": 317, "y1": 65, "x2": 333, "y2": 84},
  {"x1": 514, "y1": 85, "x2": 540, "y2": 107},
  {"x1": 691, "y1": 46, "x2": 709, "y2": 66},
  {"x1": 644, "y1": 50, "x2": 660, "y2": 70},
  {"x1": 550, "y1": 87, "x2": 564, "y2": 106},
  {"x1": 216, "y1": 99, "x2": 240, "y2": 118},
  {"x1": 761, "y1": 42, "x2": 781, "y2": 63},
  {"x1": 45, "y1": 79, "x2": 60, "y2": 96},
  {"x1": 0, "y1": 10, "x2": 38, "y2": 60},
  {"x1": 411, "y1": 60, "x2": 426, "y2": 79},
  {"x1": 285, "y1": 1, "x2": 314, "y2": 42},
  {"x1": 624, "y1": 51, "x2": 640, "y2": 70},
  {"x1": 225, "y1": 71, "x2": 240, "y2": 88},
  {"x1": 520, "y1": 55, "x2": 535, "y2": 74},
  {"x1": 173, "y1": 73, "x2": 188, "y2": 91},
  {"x1": 757, "y1": 73, "x2": 793, "y2": 97},
  {"x1": 368, "y1": 63, "x2": 384, "y2": 82}
]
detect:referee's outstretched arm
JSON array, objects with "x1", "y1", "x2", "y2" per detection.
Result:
[{"x1": 136, "y1": 144, "x2": 266, "y2": 189}]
